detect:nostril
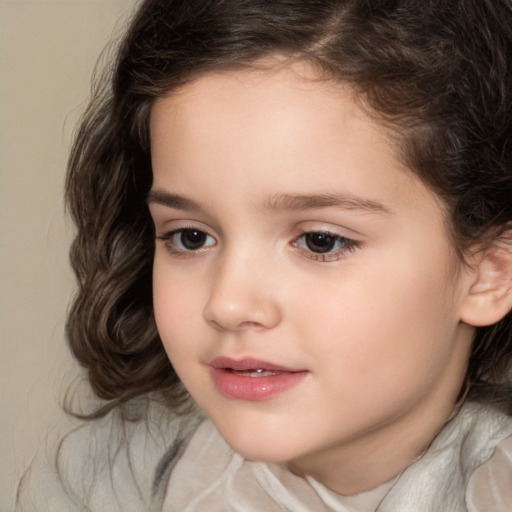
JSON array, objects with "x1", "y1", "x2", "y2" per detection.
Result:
[
  {"x1": 207, "y1": 318, "x2": 225, "y2": 331},
  {"x1": 203, "y1": 296, "x2": 281, "y2": 332},
  {"x1": 205, "y1": 316, "x2": 266, "y2": 332}
]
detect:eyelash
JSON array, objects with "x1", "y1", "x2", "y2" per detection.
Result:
[
  {"x1": 156, "y1": 228, "x2": 216, "y2": 257},
  {"x1": 293, "y1": 230, "x2": 359, "y2": 262},
  {"x1": 156, "y1": 228, "x2": 359, "y2": 262}
]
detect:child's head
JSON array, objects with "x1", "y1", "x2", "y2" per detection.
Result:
[{"x1": 66, "y1": 0, "x2": 512, "y2": 433}]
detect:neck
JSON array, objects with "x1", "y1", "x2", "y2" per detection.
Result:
[{"x1": 289, "y1": 384, "x2": 462, "y2": 495}]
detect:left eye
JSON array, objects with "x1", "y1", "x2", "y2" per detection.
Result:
[
  {"x1": 159, "y1": 228, "x2": 216, "y2": 252},
  {"x1": 296, "y1": 231, "x2": 353, "y2": 254}
]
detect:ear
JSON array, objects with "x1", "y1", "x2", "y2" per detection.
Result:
[{"x1": 460, "y1": 231, "x2": 512, "y2": 327}]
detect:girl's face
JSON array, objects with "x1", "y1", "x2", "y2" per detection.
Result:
[{"x1": 149, "y1": 62, "x2": 476, "y2": 493}]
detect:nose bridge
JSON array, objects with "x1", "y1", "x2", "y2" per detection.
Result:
[{"x1": 203, "y1": 242, "x2": 281, "y2": 331}]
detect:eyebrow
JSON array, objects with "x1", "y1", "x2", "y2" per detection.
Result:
[
  {"x1": 147, "y1": 190, "x2": 202, "y2": 212},
  {"x1": 263, "y1": 193, "x2": 392, "y2": 215},
  {"x1": 147, "y1": 189, "x2": 392, "y2": 216}
]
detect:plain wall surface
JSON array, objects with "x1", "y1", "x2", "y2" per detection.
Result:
[{"x1": 0, "y1": 1, "x2": 137, "y2": 508}]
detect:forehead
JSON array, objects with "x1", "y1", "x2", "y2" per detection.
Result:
[
  {"x1": 149, "y1": 62, "x2": 442, "y2": 222},
  {"x1": 151, "y1": 62, "x2": 400, "y2": 172},
  {"x1": 152, "y1": 60, "x2": 381, "y2": 142}
]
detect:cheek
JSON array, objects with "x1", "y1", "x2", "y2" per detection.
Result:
[
  {"x1": 293, "y1": 247, "x2": 461, "y2": 377},
  {"x1": 152, "y1": 261, "x2": 203, "y2": 353},
  {"x1": 153, "y1": 279, "x2": 208, "y2": 395}
]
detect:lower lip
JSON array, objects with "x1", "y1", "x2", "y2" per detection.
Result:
[{"x1": 210, "y1": 368, "x2": 308, "y2": 401}]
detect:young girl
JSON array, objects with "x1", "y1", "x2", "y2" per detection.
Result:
[{"x1": 17, "y1": 0, "x2": 512, "y2": 510}]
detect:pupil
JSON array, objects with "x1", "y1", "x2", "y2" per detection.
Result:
[
  {"x1": 181, "y1": 229, "x2": 206, "y2": 250},
  {"x1": 305, "y1": 233, "x2": 335, "y2": 253}
]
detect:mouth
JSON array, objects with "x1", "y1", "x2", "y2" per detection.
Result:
[
  {"x1": 225, "y1": 368, "x2": 287, "y2": 377},
  {"x1": 208, "y1": 357, "x2": 308, "y2": 401}
]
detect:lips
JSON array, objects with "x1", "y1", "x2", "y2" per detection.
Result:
[{"x1": 208, "y1": 357, "x2": 308, "y2": 401}]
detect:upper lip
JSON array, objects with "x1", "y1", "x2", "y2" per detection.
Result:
[{"x1": 208, "y1": 357, "x2": 301, "y2": 373}]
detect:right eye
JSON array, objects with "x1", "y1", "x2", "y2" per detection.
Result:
[{"x1": 157, "y1": 228, "x2": 216, "y2": 253}]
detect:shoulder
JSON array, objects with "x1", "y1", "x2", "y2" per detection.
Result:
[
  {"x1": 465, "y1": 414, "x2": 512, "y2": 512},
  {"x1": 379, "y1": 402, "x2": 512, "y2": 511},
  {"x1": 15, "y1": 398, "x2": 202, "y2": 512},
  {"x1": 435, "y1": 402, "x2": 512, "y2": 511}
]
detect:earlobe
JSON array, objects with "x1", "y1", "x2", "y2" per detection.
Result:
[{"x1": 460, "y1": 233, "x2": 512, "y2": 327}]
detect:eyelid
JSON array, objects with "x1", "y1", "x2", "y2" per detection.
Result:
[
  {"x1": 153, "y1": 216, "x2": 215, "y2": 236},
  {"x1": 293, "y1": 218, "x2": 365, "y2": 237}
]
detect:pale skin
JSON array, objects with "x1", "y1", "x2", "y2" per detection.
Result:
[{"x1": 148, "y1": 60, "x2": 507, "y2": 495}]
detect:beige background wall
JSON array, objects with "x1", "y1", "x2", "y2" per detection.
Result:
[{"x1": 1, "y1": 1, "x2": 137, "y2": 508}]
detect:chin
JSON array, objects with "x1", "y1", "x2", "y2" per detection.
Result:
[
  {"x1": 212, "y1": 420, "x2": 299, "y2": 463},
  {"x1": 231, "y1": 443, "x2": 293, "y2": 464}
]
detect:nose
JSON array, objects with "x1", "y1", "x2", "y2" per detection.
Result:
[{"x1": 203, "y1": 250, "x2": 282, "y2": 332}]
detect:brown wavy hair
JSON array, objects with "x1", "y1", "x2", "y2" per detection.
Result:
[{"x1": 66, "y1": 0, "x2": 512, "y2": 418}]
